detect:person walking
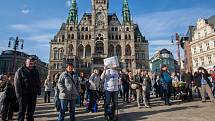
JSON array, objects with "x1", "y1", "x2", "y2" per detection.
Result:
[
  {"x1": 181, "y1": 70, "x2": 193, "y2": 100},
  {"x1": 1, "y1": 73, "x2": 16, "y2": 121},
  {"x1": 131, "y1": 70, "x2": 142, "y2": 108},
  {"x1": 14, "y1": 57, "x2": 41, "y2": 121},
  {"x1": 57, "y1": 62, "x2": 80, "y2": 121},
  {"x1": 194, "y1": 67, "x2": 215, "y2": 103},
  {"x1": 210, "y1": 69, "x2": 215, "y2": 97},
  {"x1": 79, "y1": 72, "x2": 87, "y2": 107},
  {"x1": 87, "y1": 69, "x2": 100, "y2": 113},
  {"x1": 101, "y1": 66, "x2": 119, "y2": 121},
  {"x1": 44, "y1": 75, "x2": 53, "y2": 103},
  {"x1": 160, "y1": 65, "x2": 172, "y2": 105},
  {"x1": 121, "y1": 69, "x2": 130, "y2": 103},
  {"x1": 140, "y1": 70, "x2": 151, "y2": 108}
]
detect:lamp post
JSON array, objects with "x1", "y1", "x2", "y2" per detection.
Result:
[{"x1": 8, "y1": 36, "x2": 24, "y2": 72}]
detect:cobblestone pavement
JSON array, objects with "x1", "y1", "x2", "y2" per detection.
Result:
[{"x1": 5, "y1": 95, "x2": 215, "y2": 121}]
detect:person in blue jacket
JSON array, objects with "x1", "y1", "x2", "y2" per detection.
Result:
[{"x1": 160, "y1": 65, "x2": 172, "y2": 105}]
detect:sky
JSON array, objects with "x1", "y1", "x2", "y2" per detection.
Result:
[{"x1": 0, "y1": 0, "x2": 215, "y2": 63}]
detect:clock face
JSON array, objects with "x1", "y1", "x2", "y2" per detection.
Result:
[{"x1": 96, "y1": 13, "x2": 104, "y2": 22}]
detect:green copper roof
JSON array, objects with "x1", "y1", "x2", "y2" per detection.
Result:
[
  {"x1": 67, "y1": 0, "x2": 78, "y2": 24},
  {"x1": 122, "y1": 0, "x2": 131, "y2": 23}
]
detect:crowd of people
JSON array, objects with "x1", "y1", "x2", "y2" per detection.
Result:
[{"x1": 0, "y1": 57, "x2": 215, "y2": 121}]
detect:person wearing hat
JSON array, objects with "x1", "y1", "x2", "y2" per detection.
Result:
[
  {"x1": 14, "y1": 57, "x2": 41, "y2": 121},
  {"x1": 57, "y1": 62, "x2": 80, "y2": 121}
]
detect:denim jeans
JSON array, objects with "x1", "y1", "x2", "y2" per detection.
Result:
[
  {"x1": 58, "y1": 99, "x2": 76, "y2": 121},
  {"x1": 104, "y1": 91, "x2": 118, "y2": 117},
  {"x1": 162, "y1": 83, "x2": 171, "y2": 105},
  {"x1": 213, "y1": 82, "x2": 215, "y2": 96}
]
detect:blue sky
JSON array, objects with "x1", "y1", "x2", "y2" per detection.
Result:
[{"x1": 0, "y1": 0, "x2": 215, "y2": 63}]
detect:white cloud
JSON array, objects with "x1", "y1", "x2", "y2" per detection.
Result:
[
  {"x1": 21, "y1": 9, "x2": 30, "y2": 14},
  {"x1": 9, "y1": 18, "x2": 63, "y2": 33},
  {"x1": 26, "y1": 34, "x2": 53, "y2": 42},
  {"x1": 135, "y1": 8, "x2": 215, "y2": 40}
]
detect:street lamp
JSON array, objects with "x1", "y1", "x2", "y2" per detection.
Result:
[{"x1": 8, "y1": 36, "x2": 24, "y2": 72}]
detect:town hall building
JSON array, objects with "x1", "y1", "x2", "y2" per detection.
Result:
[{"x1": 49, "y1": 0, "x2": 149, "y2": 78}]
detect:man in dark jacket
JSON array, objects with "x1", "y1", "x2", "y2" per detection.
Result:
[
  {"x1": 14, "y1": 57, "x2": 41, "y2": 121},
  {"x1": 121, "y1": 69, "x2": 130, "y2": 103},
  {"x1": 181, "y1": 70, "x2": 193, "y2": 100}
]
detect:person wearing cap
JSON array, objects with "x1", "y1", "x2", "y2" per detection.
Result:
[
  {"x1": 14, "y1": 57, "x2": 41, "y2": 121},
  {"x1": 57, "y1": 62, "x2": 80, "y2": 121}
]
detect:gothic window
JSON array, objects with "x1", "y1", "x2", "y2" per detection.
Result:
[
  {"x1": 68, "y1": 44, "x2": 73, "y2": 56},
  {"x1": 111, "y1": 27, "x2": 115, "y2": 31},
  {"x1": 112, "y1": 35, "x2": 114, "y2": 40},
  {"x1": 53, "y1": 48, "x2": 58, "y2": 60},
  {"x1": 62, "y1": 35, "x2": 65, "y2": 42},
  {"x1": 126, "y1": 27, "x2": 129, "y2": 31},
  {"x1": 125, "y1": 35, "x2": 128, "y2": 40},
  {"x1": 108, "y1": 44, "x2": 114, "y2": 57},
  {"x1": 81, "y1": 35, "x2": 84, "y2": 40},
  {"x1": 59, "y1": 48, "x2": 64, "y2": 60},
  {"x1": 70, "y1": 27, "x2": 73, "y2": 31},
  {"x1": 115, "y1": 35, "x2": 118, "y2": 40},
  {"x1": 85, "y1": 27, "x2": 88, "y2": 31},
  {"x1": 85, "y1": 35, "x2": 88, "y2": 40},
  {"x1": 81, "y1": 27, "x2": 85, "y2": 31},
  {"x1": 116, "y1": 45, "x2": 122, "y2": 56},
  {"x1": 100, "y1": 37, "x2": 104, "y2": 40},
  {"x1": 71, "y1": 34, "x2": 74, "y2": 39},
  {"x1": 85, "y1": 45, "x2": 91, "y2": 57},
  {"x1": 78, "y1": 44, "x2": 84, "y2": 58},
  {"x1": 89, "y1": 34, "x2": 91, "y2": 39},
  {"x1": 119, "y1": 35, "x2": 121, "y2": 40},
  {"x1": 95, "y1": 41, "x2": 104, "y2": 54},
  {"x1": 115, "y1": 27, "x2": 118, "y2": 31},
  {"x1": 125, "y1": 45, "x2": 131, "y2": 56},
  {"x1": 128, "y1": 35, "x2": 131, "y2": 40}
]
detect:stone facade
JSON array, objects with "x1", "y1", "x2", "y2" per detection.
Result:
[
  {"x1": 190, "y1": 15, "x2": 215, "y2": 71},
  {"x1": 0, "y1": 50, "x2": 48, "y2": 81},
  {"x1": 150, "y1": 49, "x2": 178, "y2": 74},
  {"x1": 49, "y1": 0, "x2": 149, "y2": 79}
]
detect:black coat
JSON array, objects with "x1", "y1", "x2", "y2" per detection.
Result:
[
  {"x1": 14, "y1": 66, "x2": 41, "y2": 98},
  {"x1": 194, "y1": 72, "x2": 212, "y2": 87}
]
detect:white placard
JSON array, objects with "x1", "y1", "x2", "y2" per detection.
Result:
[{"x1": 103, "y1": 56, "x2": 119, "y2": 68}]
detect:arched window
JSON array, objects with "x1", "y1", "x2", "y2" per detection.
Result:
[
  {"x1": 85, "y1": 45, "x2": 91, "y2": 57},
  {"x1": 53, "y1": 48, "x2": 58, "y2": 60},
  {"x1": 68, "y1": 44, "x2": 73, "y2": 56},
  {"x1": 115, "y1": 27, "x2": 118, "y2": 31},
  {"x1": 85, "y1": 27, "x2": 88, "y2": 31},
  {"x1": 108, "y1": 44, "x2": 114, "y2": 57},
  {"x1": 95, "y1": 41, "x2": 104, "y2": 54},
  {"x1": 78, "y1": 44, "x2": 84, "y2": 58},
  {"x1": 125, "y1": 45, "x2": 131, "y2": 56},
  {"x1": 70, "y1": 27, "x2": 73, "y2": 31},
  {"x1": 116, "y1": 45, "x2": 122, "y2": 56},
  {"x1": 89, "y1": 34, "x2": 91, "y2": 39},
  {"x1": 119, "y1": 35, "x2": 121, "y2": 40},
  {"x1": 71, "y1": 34, "x2": 74, "y2": 39},
  {"x1": 128, "y1": 35, "x2": 131, "y2": 40},
  {"x1": 111, "y1": 27, "x2": 115, "y2": 31},
  {"x1": 81, "y1": 27, "x2": 85, "y2": 31},
  {"x1": 112, "y1": 35, "x2": 114, "y2": 40},
  {"x1": 125, "y1": 35, "x2": 128, "y2": 40},
  {"x1": 62, "y1": 35, "x2": 65, "y2": 42},
  {"x1": 115, "y1": 35, "x2": 118, "y2": 40},
  {"x1": 85, "y1": 35, "x2": 88, "y2": 40},
  {"x1": 59, "y1": 48, "x2": 64, "y2": 60},
  {"x1": 126, "y1": 27, "x2": 129, "y2": 31},
  {"x1": 81, "y1": 35, "x2": 84, "y2": 40}
]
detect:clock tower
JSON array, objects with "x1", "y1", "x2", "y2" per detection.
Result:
[{"x1": 91, "y1": 0, "x2": 109, "y2": 59}]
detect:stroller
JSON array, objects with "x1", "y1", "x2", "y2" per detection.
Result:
[{"x1": 174, "y1": 82, "x2": 187, "y2": 101}]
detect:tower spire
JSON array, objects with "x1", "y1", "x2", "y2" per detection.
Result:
[
  {"x1": 122, "y1": 0, "x2": 131, "y2": 24},
  {"x1": 67, "y1": 0, "x2": 78, "y2": 24}
]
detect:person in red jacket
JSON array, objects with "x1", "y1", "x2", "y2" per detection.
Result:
[{"x1": 210, "y1": 68, "x2": 215, "y2": 97}]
